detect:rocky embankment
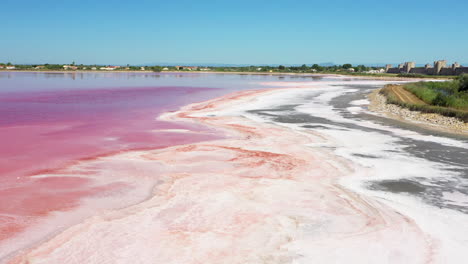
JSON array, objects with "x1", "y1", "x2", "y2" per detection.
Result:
[{"x1": 368, "y1": 89, "x2": 468, "y2": 135}]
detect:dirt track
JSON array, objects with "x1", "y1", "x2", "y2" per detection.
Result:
[{"x1": 387, "y1": 85, "x2": 426, "y2": 105}]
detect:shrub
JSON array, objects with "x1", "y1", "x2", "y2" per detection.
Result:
[
  {"x1": 458, "y1": 74, "x2": 468, "y2": 92},
  {"x1": 404, "y1": 83, "x2": 439, "y2": 103},
  {"x1": 152, "y1": 66, "x2": 162, "y2": 72},
  {"x1": 402, "y1": 80, "x2": 468, "y2": 110},
  {"x1": 397, "y1": 73, "x2": 427, "y2": 78},
  {"x1": 432, "y1": 94, "x2": 449, "y2": 107},
  {"x1": 380, "y1": 85, "x2": 468, "y2": 122}
]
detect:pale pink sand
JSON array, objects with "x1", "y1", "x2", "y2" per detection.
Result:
[{"x1": 10, "y1": 89, "x2": 435, "y2": 264}]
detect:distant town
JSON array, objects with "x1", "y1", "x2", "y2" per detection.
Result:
[{"x1": 0, "y1": 60, "x2": 466, "y2": 76}]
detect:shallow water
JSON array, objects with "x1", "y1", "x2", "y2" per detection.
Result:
[
  {"x1": 1, "y1": 73, "x2": 467, "y2": 263},
  {"x1": 0, "y1": 72, "x2": 334, "y2": 261}
]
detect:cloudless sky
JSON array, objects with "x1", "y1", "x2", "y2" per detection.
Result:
[{"x1": 1, "y1": 0, "x2": 467, "y2": 65}]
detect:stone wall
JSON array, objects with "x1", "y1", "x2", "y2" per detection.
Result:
[
  {"x1": 386, "y1": 61, "x2": 467, "y2": 75},
  {"x1": 455, "y1": 67, "x2": 468, "y2": 75},
  {"x1": 387, "y1": 68, "x2": 401, "y2": 74},
  {"x1": 409, "y1": 68, "x2": 427, "y2": 74},
  {"x1": 439, "y1": 68, "x2": 454, "y2": 75}
]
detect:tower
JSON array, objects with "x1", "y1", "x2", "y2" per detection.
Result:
[
  {"x1": 385, "y1": 64, "x2": 392, "y2": 72},
  {"x1": 433, "y1": 60, "x2": 447, "y2": 75},
  {"x1": 404, "y1": 62, "x2": 415, "y2": 73}
]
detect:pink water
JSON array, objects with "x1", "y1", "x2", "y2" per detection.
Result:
[
  {"x1": 1, "y1": 72, "x2": 339, "y2": 261},
  {"x1": 0, "y1": 72, "x2": 264, "y2": 248},
  {"x1": 4, "y1": 73, "x2": 466, "y2": 263}
]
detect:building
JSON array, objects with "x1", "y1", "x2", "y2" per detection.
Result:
[
  {"x1": 63, "y1": 65, "x2": 78, "y2": 70},
  {"x1": 386, "y1": 62, "x2": 416, "y2": 74},
  {"x1": 6, "y1": 66, "x2": 16, "y2": 70},
  {"x1": 434, "y1": 60, "x2": 447, "y2": 75},
  {"x1": 386, "y1": 60, "x2": 468, "y2": 75},
  {"x1": 175, "y1": 66, "x2": 198, "y2": 71},
  {"x1": 404, "y1": 62, "x2": 416, "y2": 73},
  {"x1": 385, "y1": 64, "x2": 393, "y2": 72},
  {"x1": 100, "y1": 66, "x2": 120, "y2": 71},
  {"x1": 366, "y1": 69, "x2": 385, "y2": 74}
]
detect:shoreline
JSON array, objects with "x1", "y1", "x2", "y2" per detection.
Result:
[
  {"x1": 0, "y1": 69, "x2": 448, "y2": 81},
  {"x1": 9, "y1": 84, "x2": 467, "y2": 263},
  {"x1": 367, "y1": 89, "x2": 468, "y2": 136}
]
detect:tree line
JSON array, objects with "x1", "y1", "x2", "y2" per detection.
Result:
[{"x1": 1, "y1": 62, "x2": 381, "y2": 73}]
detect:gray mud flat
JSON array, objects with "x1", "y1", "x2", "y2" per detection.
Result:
[{"x1": 249, "y1": 83, "x2": 468, "y2": 214}]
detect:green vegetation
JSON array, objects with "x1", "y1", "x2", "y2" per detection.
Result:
[
  {"x1": 355, "y1": 65, "x2": 370, "y2": 72},
  {"x1": 342, "y1": 63, "x2": 352, "y2": 69},
  {"x1": 459, "y1": 74, "x2": 468, "y2": 92},
  {"x1": 404, "y1": 76, "x2": 468, "y2": 109},
  {"x1": 0, "y1": 62, "x2": 463, "y2": 80},
  {"x1": 151, "y1": 66, "x2": 163, "y2": 72},
  {"x1": 343, "y1": 72, "x2": 398, "y2": 77},
  {"x1": 44, "y1": 64, "x2": 64, "y2": 70},
  {"x1": 397, "y1": 73, "x2": 428, "y2": 78},
  {"x1": 311, "y1": 64, "x2": 324, "y2": 71},
  {"x1": 207, "y1": 63, "x2": 381, "y2": 74},
  {"x1": 380, "y1": 75, "x2": 468, "y2": 122},
  {"x1": 397, "y1": 73, "x2": 456, "y2": 79}
]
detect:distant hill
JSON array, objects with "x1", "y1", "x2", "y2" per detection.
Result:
[{"x1": 318, "y1": 62, "x2": 335, "y2": 67}]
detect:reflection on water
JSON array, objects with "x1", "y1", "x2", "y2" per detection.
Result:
[
  {"x1": 0, "y1": 72, "x2": 328, "y2": 94},
  {"x1": 0, "y1": 71, "x2": 326, "y2": 81}
]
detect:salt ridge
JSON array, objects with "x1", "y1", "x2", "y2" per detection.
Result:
[{"x1": 8, "y1": 81, "x2": 468, "y2": 263}]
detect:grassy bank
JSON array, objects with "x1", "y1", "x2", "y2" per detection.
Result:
[
  {"x1": 396, "y1": 73, "x2": 456, "y2": 79},
  {"x1": 380, "y1": 75, "x2": 468, "y2": 122}
]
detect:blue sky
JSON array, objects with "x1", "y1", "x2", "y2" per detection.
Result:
[{"x1": 1, "y1": 0, "x2": 467, "y2": 65}]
